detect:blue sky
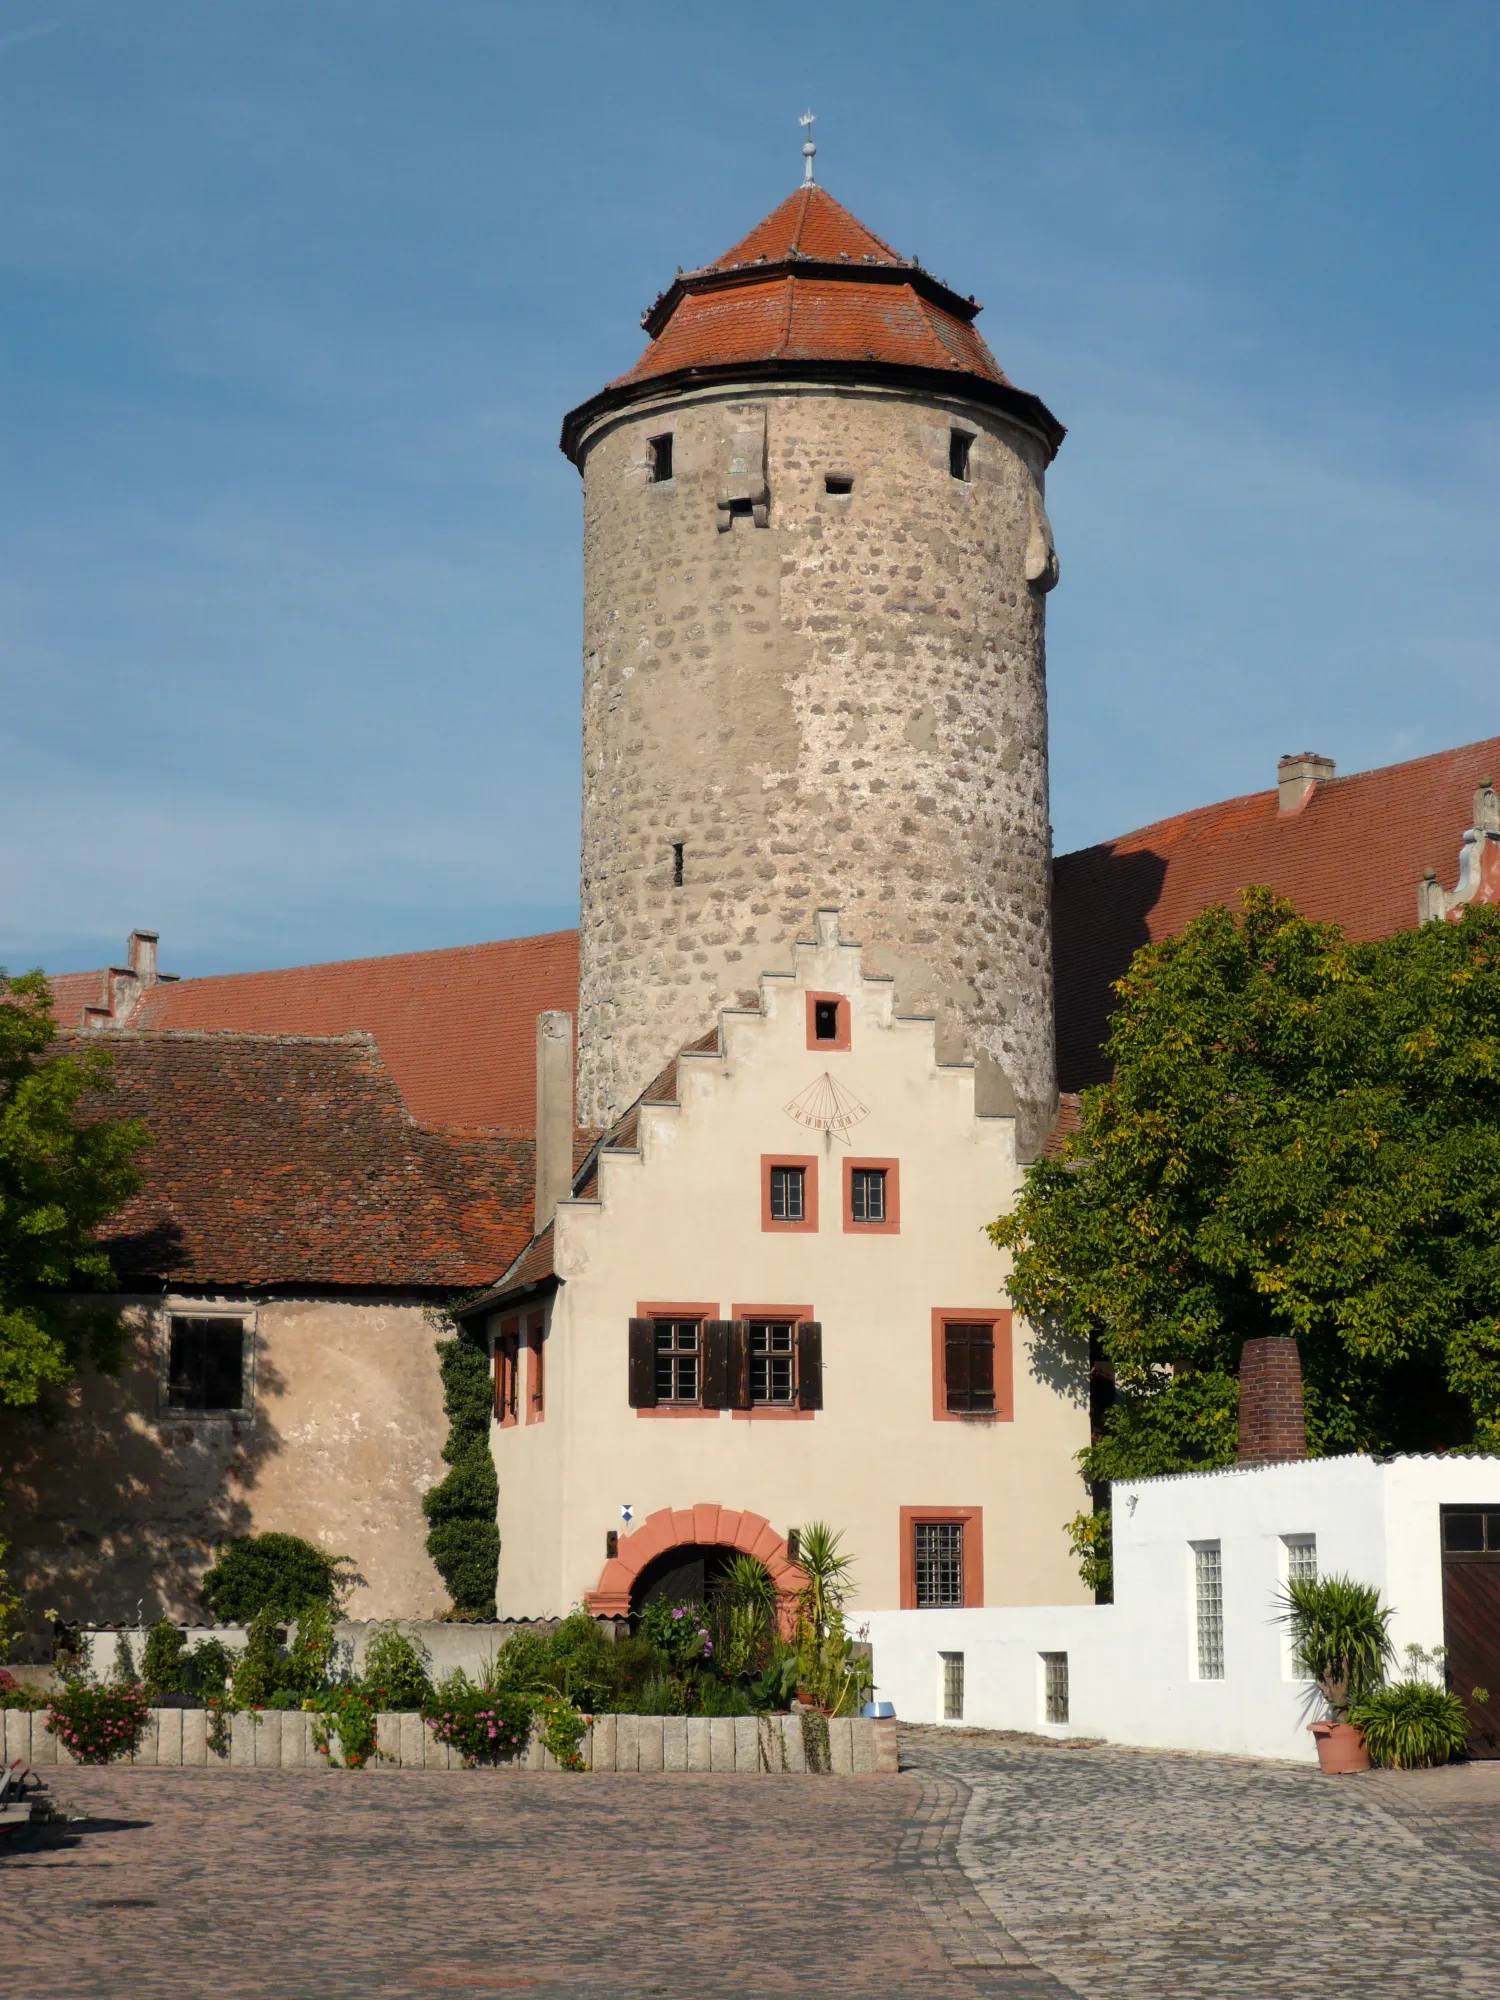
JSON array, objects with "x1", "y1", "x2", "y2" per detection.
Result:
[{"x1": 4, "y1": 0, "x2": 1496, "y2": 977}]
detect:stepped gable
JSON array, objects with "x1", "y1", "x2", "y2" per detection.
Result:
[
  {"x1": 561, "y1": 184, "x2": 1064, "y2": 461},
  {"x1": 50, "y1": 931, "x2": 579, "y2": 1133},
  {"x1": 71, "y1": 1030, "x2": 535, "y2": 1289},
  {"x1": 1051, "y1": 734, "x2": 1500, "y2": 1093}
]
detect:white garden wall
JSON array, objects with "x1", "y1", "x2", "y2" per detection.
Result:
[{"x1": 866, "y1": 1452, "x2": 1500, "y2": 1763}]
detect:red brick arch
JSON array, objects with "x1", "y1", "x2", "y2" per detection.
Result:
[{"x1": 585, "y1": 1504, "x2": 804, "y2": 1617}]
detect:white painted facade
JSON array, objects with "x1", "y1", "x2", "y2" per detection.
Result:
[{"x1": 865, "y1": 1452, "x2": 1500, "y2": 1762}]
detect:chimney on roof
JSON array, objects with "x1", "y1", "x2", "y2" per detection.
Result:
[
  {"x1": 84, "y1": 928, "x2": 166, "y2": 1031},
  {"x1": 1277, "y1": 752, "x2": 1335, "y2": 814},
  {"x1": 1237, "y1": 1336, "x2": 1307, "y2": 1464},
  {"x1": 534, "y1": 1012, "x2": 575, "y2": 1237},
  {"x1": 128, "y1": 929, "x2": 159, "y2": 986}
]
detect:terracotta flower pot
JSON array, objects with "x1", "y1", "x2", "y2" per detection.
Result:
[{"x1": 1310, "y1": 1720, "x2": 1370, "y2": 1774}]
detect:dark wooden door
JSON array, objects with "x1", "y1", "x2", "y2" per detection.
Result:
[{"x1": 1441, "y1": 1505, "x2": 1500, "y2": 1759}]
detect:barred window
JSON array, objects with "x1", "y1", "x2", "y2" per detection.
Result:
[
  {"x1": 749, "y1": 1320, "x2": 796, "y2": 1405},
  {"x1": 167, "y1": 1317, "x2": 245, "y2": 1413},
  {"x1": 914, "y1": 1522, "x2": 965, "y2": 1608},
  {"x1": 941, "y1": 1651, "x2": 965, "y2": 1720},
  {"x1": 1194, "y1": 1544, "x2": 1225, "y2": 1680},
  {"x1": 769, "y1": 1166, "x2": 806, "y2": 1223},
  {"x1": 1042, "y1": 1652, "x2": 1069, "y2": 1725},
  {"x1": 654, "y1": 1319, "x2": 700, "y2": 1404},
  {"x1": 849, "y1": 1168, "x2": 886, "y2": 1224}
]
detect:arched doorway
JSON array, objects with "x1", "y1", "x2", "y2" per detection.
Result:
[
  {"x1": 630, "y1": 1542, "x2": 743, "y2": 1614},
  {"x1": 585, "y1": 1504, "x2": 803, "y2": 1617}
]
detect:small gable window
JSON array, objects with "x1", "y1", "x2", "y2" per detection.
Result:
[
  {"x1": 647, "y1": 433, "x2": 674, "y2": 483},
  {"x1": 949, "y1": 429, "x2": 974, "y2": 481},
  {"x1": 167, "y1": 1316, "x2": 245, "y2": 1413}
]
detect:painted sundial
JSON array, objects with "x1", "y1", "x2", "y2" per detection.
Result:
[{"x1": 783, "y1": 1071, "x2": 871, "y2": 1142}]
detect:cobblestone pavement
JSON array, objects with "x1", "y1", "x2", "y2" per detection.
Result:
[
  {"x1": 902, "y1": 1727, "x2": 1500, "y2": 2000},
  {"x1": 7, "y1": 1743, "x2": 1500, "y2": 1998}
]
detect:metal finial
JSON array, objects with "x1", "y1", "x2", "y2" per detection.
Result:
[{"x1": 799, "y1": 109, "x2": 817, "y2": 185}]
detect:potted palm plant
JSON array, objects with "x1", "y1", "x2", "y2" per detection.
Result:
[{"x1": 1277, "y1": 1573, "x2": 1394, "y2": 1774}]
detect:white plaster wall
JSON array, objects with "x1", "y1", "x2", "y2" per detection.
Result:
[
  {"x1": 492, "y1": 916, "x2": 1092, "y2": 1619},
  {"x1": 865, "y1": 1453, "x2": 1500, "y2": 1763}
]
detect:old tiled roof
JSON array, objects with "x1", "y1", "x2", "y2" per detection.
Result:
[
  {"x1": 50, "y1": 932, "x2": 578, "y2": 1133},
  {"x1": 561, "y1": 185, "x2": 1064, "y2": 462},
  {"x1": 72, "y1": 1030, "x2": 536, "y2": 1290},
  {"x1": 1052, "y1": 735, "x2": 1500, "y2": 1093}
]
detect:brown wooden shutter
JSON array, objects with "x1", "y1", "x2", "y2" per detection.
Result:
[
  {"x1": 628, "y1": 1318, "x2": 658, "y2": 1408},
  {"x1": 969, "y1": 1326, "x2": 996, "y2": 1412},
  {"x1": 729, "y1": 1320, "x2": 752, "y2": 1409},
  {"x1": 797, "y1": 1321, "x2": 823, "y2": 1410},
  {"x1": 944, "y1": 1324, "x2": 970, "y2": 1412},
  {"x1": 702, "y1": 1320, "x2": 734, "y2": 1409}
]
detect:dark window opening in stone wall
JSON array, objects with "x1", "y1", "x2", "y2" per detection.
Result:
[
  {"x1": 825, "y1": 474, "x2": 854, "y2": 495},
  {"x1": 647, "y1": 433, "x2": 673, "y2": 483},
  {"x1": 726, "y1": 496, "x2": 754, "y2": 519},
  {"x1": 949, "y1": 429, "x2": 973, "y2": 481},
  {"x1": 671, "y1": 842, "x2": 684, "y2": 888},
  {"x1": 167, "y1": 1317, "x2": 245, "y2": 1412}
]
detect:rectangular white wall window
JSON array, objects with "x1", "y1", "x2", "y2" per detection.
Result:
[
  {"x1": 1193, "y1": 1543, "x2": 1225, "y2": 1680},
  {"x1": 1041, "y1": 1652, "x2": 1069, "y2": 1724},
  {"x1": 1283, "y1": 1534, "x2": 1317, "y2": 1585},
  {"x1": 941, "y1": 1651, "x2": 965, "y2": 1721}
]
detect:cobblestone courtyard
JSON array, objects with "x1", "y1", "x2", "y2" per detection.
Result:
[{"x1": 5, "y1": 1730, "x2": 1499, "y2": 1998}]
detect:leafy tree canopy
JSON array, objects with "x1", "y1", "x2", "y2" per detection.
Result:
[
  {"x1": 992, "y1": 890, "x2": 1500, "y2": 1485},
  {"x1": 200, "y1": 1531, "x2": 354, "y2": 1622},
  {"x1": 0, "y1": 970, "x2": 149, "y2": 1408}
]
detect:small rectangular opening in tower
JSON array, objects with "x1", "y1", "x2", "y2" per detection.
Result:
[
  {"x1": 949, "y1": 430, "x2": 974, "y2": 481},
  {"x1": 814, "y1": 999, "x2": 840, "y2": 1042},
  {"x1": 824, "y1": 474, "x2": 854, "y2": 496},
  {"x1": 671, "y1": 842, "x2": 684, "y2": 887},
  {"x1": 726, "y1": 496, "x2": 754, "y2": 519},
  {"x1": 647, "y1": 433, "x2": 674, "y2": 483}
]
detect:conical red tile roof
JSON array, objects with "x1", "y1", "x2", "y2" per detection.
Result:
[{"x1": 561, "y1": 185, "x2": 1064, "y2": 462}]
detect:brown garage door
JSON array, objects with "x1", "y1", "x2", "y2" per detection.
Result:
[{"x1": 1441, "y1": 1505, "x2": 1500, "y2": 1760}]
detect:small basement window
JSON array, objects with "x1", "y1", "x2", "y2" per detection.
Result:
[
  {"x1": 647, "y1": 434, "x2": 673, "y2": 483},
  {"x1": 824, "y1": 474, "x2": 854, "y2": 495},
  {"x1": 167, "y1": 1316, "x2": 245, "y2": 1413},
  {"x1": 1042, "y1": 1652, "x2": 1069, "y2": 1724},
  {"x1": 941, "y1": 1651, "x2": 965, "y2": 1720},
  {"x1": 949, "y1": 429, "x2": 974, "y2": 481}
]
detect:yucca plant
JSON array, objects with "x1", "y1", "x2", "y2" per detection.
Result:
[
  {"x1": 1276, "y1": 1573, "x2": 1394, "y2": 1721},
  {"x1": 1350, "y1": 1681, "x2": 1469, "y2": 1769}
]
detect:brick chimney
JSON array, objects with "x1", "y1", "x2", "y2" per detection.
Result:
[
  {"x1": 1237, "y1": 1337, "x2": 1307, "y2": 1463},
  {"x1": 534, "y1": 1011, "x2": 575, "y2": 1236},
  {"x1": 1277, "y1": 753, "x2": 1335, "y2": 814}
]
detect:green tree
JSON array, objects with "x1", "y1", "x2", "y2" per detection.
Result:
[
  {"x1": 993, "y1": 890, "x2": 1500, "y2": 1507},
  {"x1": 423, "y1": 1325, "x2": 499, "y2": 1618},
  {"x1": 0, "y1": 970, "x2": 148, "y2": 1408}
]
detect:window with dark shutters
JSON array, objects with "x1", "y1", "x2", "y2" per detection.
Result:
[
  {"x1": 628, "y1": 1318, "x2": 658, "y2": 1407},
  {"x1": 944, "y1": 1322, "x2": 995, "y2": 1414},
  {"x1": 796, "y1": 1321, "x2": 823, "y2": 1410}
]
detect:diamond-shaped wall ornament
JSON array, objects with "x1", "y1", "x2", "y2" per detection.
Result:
[{"x1": 783, "y1": 1071, "x2": 871, "y2": 1143}]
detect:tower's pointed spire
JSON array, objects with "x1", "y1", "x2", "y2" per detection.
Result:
[{"x1": 799, "y1": 109, "x2": 817, "y2": 186}]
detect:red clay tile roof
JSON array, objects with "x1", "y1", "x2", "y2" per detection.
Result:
[
  {"x1": 50, "y1": 933, "x2": 579, "y2": 1133},
  {"x1": 560, "y1": 186, "x2": 1064, "y2": 463},
  {"x1": 1052, "y1": 735, "x2": 1500, "y2": 1092},
  {"x1": 72, "y1": 1030, "x2": 535, "y2": 1290}
]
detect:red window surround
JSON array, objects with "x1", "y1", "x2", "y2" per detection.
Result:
[
  {"x1": 635, "y1": 1302, "x2": 721, "y2": 1418},
  {"x1": 494, "y1": 1317, "x2": 520, "y2": 1429},
  {"x1": 843, "y1": 1157, "x2": 900, "y2": 1234},
  {"x1": 730, "y1": 1304, "x2": 816, "y2": 1421},
  {"x1": 930, "y1": 1310, "x2": 1013, "y2": 1423},
  {"x1": 899, "y1": 1505, "x2": 985, "y2": 1609},
  {"x1": 760, "y1": 1155, "x2": 819, "y2": 1233},
  {"x1": 525, "y1": 1311, "x2": 546, "y2": 1424},
  {"x1": 805, "y1": 991, "x2": 852, "y2": 1052}
]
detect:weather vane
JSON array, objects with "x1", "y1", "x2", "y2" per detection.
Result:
[{"x1": 800, "y1": 109, "x2": 817, "y2": 186}]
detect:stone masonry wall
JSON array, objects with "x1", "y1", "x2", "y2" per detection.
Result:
[{"x1": 575, "y1": 381, "x2": 1058, "y2": 1154}]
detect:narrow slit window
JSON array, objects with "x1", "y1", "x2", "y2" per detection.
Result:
[
  {"x1": 850, "y1": 1168, "x2": 887, "y2": 1224},
  {"x1": 167, "y1": 1317, "x2": 245, "y2": 1412},
  {"x1": 647, "y1": 433, "x2": 673, "y2": 483},
  {"x1": 949, "y1": 429, "x2": 974, "y2": 481},
  {"x1": 1194, "y1": 1544, "x2": 1225, "y2": 1680},
  {"x1": 941, "y1": 1651, "x2": 965, "y2": 1720},
  {"x1": 814, "y1": 999, "x2": 840, "y2": 1042},
  {"x1": 824, "y1": 474, "x2": 854, "y2": 495},
  {"x1": 1042, "y1": 1652, "x2": 1069, "y2": 1724},
  {"x1": 769, "y1": 1166, "x2": 806, "y2": 1223},
  {"x1": 671, "y1": 842, "x2": 684, "y2": 887},
  {"x1": 749, "y1": 1320, "x2": 797, "y2": 1405}
]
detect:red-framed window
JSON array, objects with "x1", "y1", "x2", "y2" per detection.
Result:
[
  {"x1": 806, "y1": 991, "x2": 852, "y2": 1052},
  {"x1": 843, "y1": 1157, "x2": 900, "y2": 1234},
  {"x1": 494, "y1": 1318, "x2": 521, "y2": 1428},
  {"x1": 930, "y1": 1310, "x2": 1013, "y2": 1422},
  {"x1": 761, "y1": 1155, "x2": 818, "y2": 1233},
  {"x1": 525, "y1": 1312, "x2": 546, "y2": 1423},
  {"x1": 900, "y1": 1506, "x2": 985, "y2": 1608}
]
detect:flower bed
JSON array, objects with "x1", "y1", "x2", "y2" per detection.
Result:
[{"x1": 46, "y1": 1680, "x2": 151, "y2": 1764}]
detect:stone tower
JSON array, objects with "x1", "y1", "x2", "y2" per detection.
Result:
[{"x1": 561, "y1": 183, "x2": 1065, "y2": 1156}]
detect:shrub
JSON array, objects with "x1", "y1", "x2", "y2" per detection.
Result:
[
  {"x1": 47, "y1": 1680, "x2": 151, "y2": 1764},
  {"x1": 1352, "y1": 1681, "x2": 1471, "y2": 1768},
  {"x1": 142, "y1": 1618, "x2": 192, "y2": 1699},
  {"x1": 200, "y1": 1532, "x2": 352, "y2": 1622},
  {"x1": 638, "y1": 1599, "x2": 714, "y2": 1672},
  {"x1": 1276, "y1": 1573, "x2": 1394, "y2": 1720},
  {"x1": 361, "y1": 1623, "x2": 433, "y2": 1712},
  {"x1": 424, "y1": 1672, "x2": 534, "y2": 1765},
  {"x1": 310, "y1": 1684, "x2": 381, "y2": 1768},
  {"x1": 282, "y1": 1601, "x2": 340, "y2": 1700},
  {"x1": 187, "y1": 1637, "x2": 234, "y2": 1699},
  {"x1": 230, "y1": 1606, "x2": 290, "y2": 1708},
  {"x1": 423, "y1": 1329, "x2": 499, "y2": 1619},
  {"x1": 0, "y1": 1667, "x2": 45, "y2": 1711}
]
